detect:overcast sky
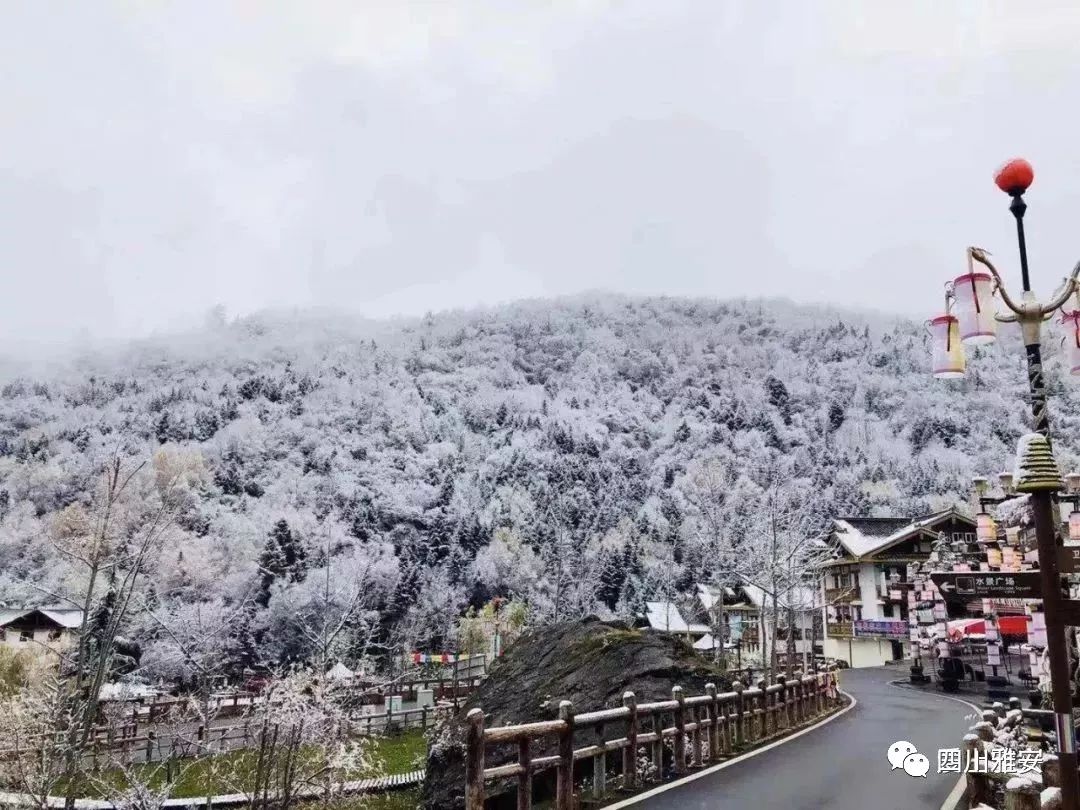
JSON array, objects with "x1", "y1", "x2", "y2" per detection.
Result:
[{"x1": 4, "y1": 2, "x2": 1080, "y2": 344}]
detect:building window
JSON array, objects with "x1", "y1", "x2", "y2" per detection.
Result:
[
  {"x1": 19, "y1": 630, "x2": 31, "y2": 643},
  {"x1": 47, "y1": 629, "x2": 62, "y2": 642}
]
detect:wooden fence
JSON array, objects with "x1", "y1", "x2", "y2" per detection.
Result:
[
  {"x1": 112, "y1": 674, "x2": 485, "y2": 723},
  {"x1": 963, "y1": 700, "x2": 1061, "y2": 810},
  {"x1": 464, "y1": 668, "x2": 841, "y2": 809},
  {"x1": 3, "y1": 701, "x2": 462, "y2": 770},
  {"x1": 0, "y1": 769, "x2": 426, "y2": 809}
]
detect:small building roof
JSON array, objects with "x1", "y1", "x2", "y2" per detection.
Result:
[
  {"x1": 327, "y1": 662, "x2": 354, "y2": 681},
  {"x1": 642, "y1": 602, "x2": 709, "y2": 634},
  {"x1": 692, "y1": 634, "x2": 737, "y2": 651},
  {"x1": 830, "y1": 508, "x2": 971, "y2": 561},
  {"x1": 696, "y1": 583, "x2": 738, "y2": 611},
  {"x1": 740, "y1": 584, "x2": 818, "y2": 611},
  {"x1": 644, "y1": 601, "x2": 687, "y2": 632},
  {"x1": 0, "y1": 607, "x2": 83, "y2": 629}
]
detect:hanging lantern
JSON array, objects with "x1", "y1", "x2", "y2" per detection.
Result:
[
  {"x1": 1062, "y1": 312, "x2": 1080, "y2": 376},
  {"x1": 1070, "y1": 511, "x2": 1080, "y2": 542},
  {"x1": 1005, "y1": 526, "x2": 1020, "y2": 546},
  {"x1": 930, "y1": 315, "x2": 965, "y2": 378},
  {"x1": 976, "y1": 512, "x2": 997, "y2": 543},
  {"x1": 953, "y1": 272, "x2": 997, "y2": 344}
]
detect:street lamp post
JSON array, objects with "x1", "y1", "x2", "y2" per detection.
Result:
[{"x1": 932, "y1": 158, "x2": 1080, "y2": 809}]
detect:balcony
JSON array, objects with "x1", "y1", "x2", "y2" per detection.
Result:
[
  {"x1": 824, "y1": 587, "x2": 857, "y2": 603},
  {"x1": 826, "y1": 621, "x2": 854, "y2": 638}
]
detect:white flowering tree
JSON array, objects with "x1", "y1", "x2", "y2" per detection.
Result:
[{"x1": 0, "y1": 446, "x2": 207, "y2": 809}]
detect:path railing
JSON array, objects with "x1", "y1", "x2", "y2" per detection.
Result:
[
  {"x1": 962, "y1": 699, "x2": 1060, "y2": 810},
  {"x1": 0, "y1": 701, "x2": 462, "y2": 769},
  {"x1": 112, "y1": 674, "x2": 485, "y2": 721},
  {"x1": 464, "y1": 668, "x2": 840, "y2": 810}
]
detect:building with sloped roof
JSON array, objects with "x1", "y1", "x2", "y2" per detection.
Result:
[
  {"x1": 0, "y1": 606, "x2": 83, "y2": 660},
  {"x1": 820, "y1": 508, "x2": 976, "y2": 667}
]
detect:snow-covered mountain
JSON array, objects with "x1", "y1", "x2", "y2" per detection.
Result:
[{"x1": 1, "y1": 294, "x2": 1076, "y2": 671}]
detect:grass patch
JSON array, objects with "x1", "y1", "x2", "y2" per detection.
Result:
[
  {"x1": 54, "y1": 730, "x2": 427, "y2": 800},
  {"x1": 328, "y1": 788, "x2": 421, "y2": 809}
]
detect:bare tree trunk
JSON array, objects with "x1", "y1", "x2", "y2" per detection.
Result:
[
  {"x1": 769, "y1": 593, "x2": 779, "y2": 681},
  {"x1": 785, "y1": 603, "x2": 796, "y2": 677},
  {"x1": 716, "y1": 599, "x2": 726, "y2": 669}
]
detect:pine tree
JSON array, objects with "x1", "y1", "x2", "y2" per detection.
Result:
[
  {"x1": 256, "y1": 519, "x2": 307, "y2": 607},
  {"x1": 827, "y1": 401, "x2": 845, "y2": 432},
  {"x1": 674, "y1": 421, "x2": 691, "y2": 443},
  {"x1": 596, "y1": 547, "x2": 626, "y2": 610}
]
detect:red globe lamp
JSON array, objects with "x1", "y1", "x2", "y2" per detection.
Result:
[{"x1": 994, "y1": 158, "x2": 1034, "y2": 196}]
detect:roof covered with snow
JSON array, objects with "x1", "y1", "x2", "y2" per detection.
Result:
[
  {"x1": 740, "y1": 584, "x2": 819, "y2": 611},
  {"x1": 696, "y1": 583, "x2": 738, "y2": 611},
  {"x1": 327, "y1": 662, "x2": 354, "y2": 680},
  {"x1": 831, "y1": 509, "x2": 969, "y2": 560},
  {"x1": 642, "y1": 602, "x2": 709, "y2": 634},
  {"x1": 692, "y1": 633, "x2": 734, "y2": 651},
  {"x1": 0, "y1": 607, "x2": 84, "y2": 629}
]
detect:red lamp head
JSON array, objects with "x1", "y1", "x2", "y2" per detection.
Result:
[{"x1": 994, "y1": 158, "x2": 1034, "y2": 195}]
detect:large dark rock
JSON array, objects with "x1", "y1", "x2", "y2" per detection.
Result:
[{"x1": 422, "y1": 617, "x2": 730, "y2": 809}]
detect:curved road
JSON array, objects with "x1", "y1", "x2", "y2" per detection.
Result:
[{"x1": 636, "y1": 666, "x2": 973, "y2": 810}]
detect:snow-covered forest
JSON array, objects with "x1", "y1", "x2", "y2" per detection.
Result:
[{"x1": 1, "y1": 294, "x2": 1077, "y2": 678}]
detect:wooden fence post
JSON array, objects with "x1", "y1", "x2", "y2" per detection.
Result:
[
  {"x1": 1043, "y1": 754, "x2": 1061, "y2": 789},
  {"x1": 518, "y1": 738, "x2": 532, "y2": 810},
  {"x1": 755, "y1": 680, "x2": 768, "y2": 738},
  {"x1": 146, "y1": 731, "x2": 154, "y2": 763},
  {"x1": 792, "y1": 671, "x2": 803, "y2": 723},
  {"x1": 593, "y1": 738, "x2": 606, "y2": 797},
  {"x1": 732, "y1": 682, "x2": 744, "y2": 748},
  {"x1": 1004, "y1": 777, "x2": 1041, "y2": 810},
  {"x1": 775, "y1": 675, "x2": 787, "y2": 729},
  {"x1": 651, "y1": 710, "x2": 662, "y2": 781},
  {"x1": 691, "y1": 704, "x2": 702, "y2": 768},
  {"x1": 465, "y1": 708, "x2": 485, "y2": 810},
  {"x1": 622, "y1": 691, "x2": 638, "y2": 789},
  {"x1": 672, "y1": 686, "x2": 686, "y2": 775},
  {"x1": 964, "y1": 734, "x2": 989, "y2": 806},
  {"x1": 746, "y1": 687, "x2": 757, "y2": 744},
  {"x1": 557, "y1": 701, "x2": 575, "y2": 810},
  {"x1": 706, "y1": 684, "x2": 719, "y2": 762},
  {"x1": 720, "y1": 691, "x2": 732, "y2": 754}
]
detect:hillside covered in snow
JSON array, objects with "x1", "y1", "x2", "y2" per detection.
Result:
[{"x1": 1, "y1": 294, "x2": 1077, "y2": 673}]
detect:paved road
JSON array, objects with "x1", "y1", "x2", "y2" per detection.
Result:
[{"x1": 638, "y1": 666, "x2": 973, "y2": 810}]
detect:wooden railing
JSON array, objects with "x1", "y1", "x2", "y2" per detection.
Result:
[
  {"x1": 112, "y1": 675, "x2": 484, "y2": 723},
  {"x1": 464, "y1": 668, "x2": 841, "y2": 809},
  {"x1": 2, "y1": 701, "x2": 462, "y2": 768},
  {"x1": 963, "y1": 699, "x2": 1060, "y2": 809},
  {"x1": 826, "y1": 621, "x2": 854, "y2": 638},
  {"x1": 824, "y1": 587, "x2": 855, "y2": 603}
]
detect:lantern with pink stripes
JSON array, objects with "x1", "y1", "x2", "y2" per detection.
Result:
[{"x1": 952, "y1": 271, "x2": 997, "y2": 344}]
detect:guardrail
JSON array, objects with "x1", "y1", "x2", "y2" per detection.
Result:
[
  {"x1": 0, "y1": 769, "x2": 425, "y2": 809},
  {"x1": 962, "y1": 700, "x2": 1060, "y2": 809},
  {"x1": 464, "y1": 668, "x2": 841, "y2": 810},
  {"x1": 1, "y1": 701, "x2": 461, "y2": 768}
]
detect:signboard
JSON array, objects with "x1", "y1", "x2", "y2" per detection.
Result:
[
  {"x1": 1060, "y1": 547, "x2": 1080, "y2": 574},
  {"x1": 931, "y1": 572, "x2": 1042, "y2": 599},
  {"x1": 853, "y1": 619, "x2": 908, "y2": 639}
]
